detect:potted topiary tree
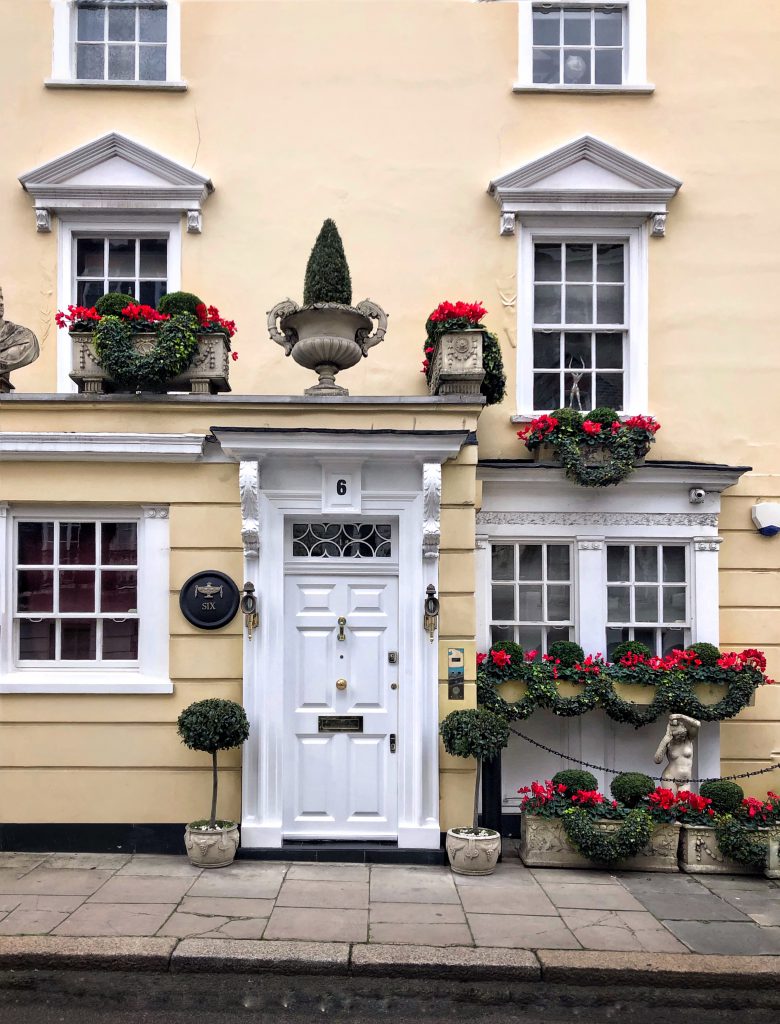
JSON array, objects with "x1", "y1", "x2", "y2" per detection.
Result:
[
  {"x1": 177, "y1": 698, "x2": 250, "y2": 868},
  {"x1": 267, "y1": 219, "x2": 388, "y2": 395},
  {"x1": 439, "y1": 708, "x2": 509, "y2": 875}
]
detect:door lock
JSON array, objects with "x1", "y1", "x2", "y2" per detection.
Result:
[
  {"x1": 336, "y1": 678, "x2": 347, "y2": 691},
  {"x1": 389, "y1": 733, "x2": 397, "y2": 753},
  {"x1": 337, "y1": 616, "x2": 346, "y2": 641}
]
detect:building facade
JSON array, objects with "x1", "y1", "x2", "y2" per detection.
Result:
[{"x1": 0, "y1": 0, "x2": 778, "y2": 853}]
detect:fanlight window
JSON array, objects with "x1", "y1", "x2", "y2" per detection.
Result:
[{"x1": 291, "y1": 522, "x2": 392, "y2": 559}]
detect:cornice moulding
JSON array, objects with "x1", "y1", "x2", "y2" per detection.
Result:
[{"x1": 0, "y1": 432, "x2": 209, "y2": 462}]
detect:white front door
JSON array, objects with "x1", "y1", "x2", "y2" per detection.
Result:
[{"x1": 283, "y1": 573, "x2": 399, "y2": 839}]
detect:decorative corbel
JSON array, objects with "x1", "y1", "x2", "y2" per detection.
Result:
[
  {"x1": 651, "y1": 213, "x2": 667, "y2": 238},
  {"x1": 422, "y1": 463, "x2": 442, "y2": 560},
  {"x1": 500, "y1": 212, "x2": 516, "y2": 237},
  {"x1": 240, "y1": 460, "x2": 261, "y2": 560},
  {"x1": 35, "y1": 208, "x2": 51, "y2": 233},
  {"x1": 187, "y1": 210, "x2": 202, "y2": 234}
]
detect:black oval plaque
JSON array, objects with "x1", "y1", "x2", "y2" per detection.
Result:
[{"x1": 179, "y1": 571, "x2": 240, "y2": 630}]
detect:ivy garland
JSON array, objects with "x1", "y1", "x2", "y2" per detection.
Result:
[
  {"x1": 714, "y1": 815, "x2": 770, "y2": 870},
  {"x1": 562, "y1": 807, "x2": 654, "y2": 862},
  {"x1": 93, "y1": 313, "x2": 199, "y2": 392}
]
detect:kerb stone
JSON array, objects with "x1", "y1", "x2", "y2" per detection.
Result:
[
  {"x1": 351, "y1": 943, "x2": 540, "y2": 980},
  {"x1": 0, "y1": 935, "x2": 176, "y2": 971},
  {"x1": 171, "y1": 938, "x2": 350, "y2": 975},
  {"x1": 537, "y1": 950, "x2": 780, "y2": 989}
]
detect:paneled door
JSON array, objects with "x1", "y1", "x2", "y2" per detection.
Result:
[{"x1": 283, "y1": 574, "x2": 399, "y2": 839}]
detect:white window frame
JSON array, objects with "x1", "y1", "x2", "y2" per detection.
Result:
[
  {"x1": 73, "y1": 233, "x2": 170, "y2": 309},
  {"x1": 57, "y1": 214, "x2": 182, "y2": 392},
  {"x1": 49, "y1": 0, "x2": 184, "y2": 89},
  {"x1": 0, "y1": 503, "x2": 172, "y2": 693},
  {"x1": 517, "y1": 220, "x2": 648, "y2": 416},
  {"x1": 515, "y1": 0, "x2": 652, "y2": 93}
]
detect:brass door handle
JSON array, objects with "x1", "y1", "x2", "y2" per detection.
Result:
[
  {"x1": 336, "y1": 678, "x2": 347, "y2": 691},
  {"x1": 337, "y1": 616, "x2": 346, "y2": 641}
]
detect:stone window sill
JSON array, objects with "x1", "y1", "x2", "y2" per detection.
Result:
[
  {"x1": 45, "y1": 79, "x2": 187, "y2": 92},
  {"x1": 513, "y1": 83, "x2": 655, "y2": 95},
  {"x1": 0, "y1": 672, "x2": 174, "y2": 694}
]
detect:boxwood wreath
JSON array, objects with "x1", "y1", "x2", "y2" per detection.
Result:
[
  {"x1": 517, "y1": 407, "x2": 661, "y2": 487},
  {"x1": 94, "y1": 313, "x2": 199, "y2": 392},
  {"x1": 714, "y1": 815, "x2": 770, "y2": 871},
  {"x1": 476, "y1": 643, "x2": 771, "y2": 727},
  {"x1": 562, "y1": 806, "x2": 654, "y2": 863},
  {"x1": 422, "y1": 300, "x2": 506, "y2": 406}
]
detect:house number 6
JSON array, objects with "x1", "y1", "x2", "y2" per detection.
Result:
[{"x1": 336, "y1": 479, "x2": 348, "y2": 496}]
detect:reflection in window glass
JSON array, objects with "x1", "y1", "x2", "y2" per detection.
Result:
[
  {"x1": 532, "y1": 5, "x2": 624, "y2": 86},
  {"x1": 75, "y1": 2, "x2": 168, "y2": 82}
]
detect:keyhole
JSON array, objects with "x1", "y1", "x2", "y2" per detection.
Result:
[{"x1": 339, "y1": 655, "x2": 344, "y2": 660}]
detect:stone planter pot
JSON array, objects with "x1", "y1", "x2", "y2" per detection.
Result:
[
  {"x1": 678, "y1": 823, "x2": 763, "y2": 875},
  {"x1": 767, "y1": 829, "x2": 780, "y2": 879},
  {"x1": 519, "y1": 814, "x2": 680, "y2": 872},
  {"x1": 446, "y1": 827, "x2": 502, "y2": 876},
  {"x1": 427, "y1": 329, "x2": 485, "y2": 397},
  {"x1": 70, "y1": 330, "x2": 231, "y2": 394},
  {"x1": 267, "y1": 299, "x2": 387, "y2": 396},
  {"x1": 184, "y1": 822, "x2": 240, "y2": 868}
]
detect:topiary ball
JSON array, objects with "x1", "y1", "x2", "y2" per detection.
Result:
[
  {"x1": 611, "y1": 640, "x2": 653, "y2": 663},
  {"x1": 95, "y1": 292, "x2": 136, "y2": 317},
  {"x1": 547, "y1": 640, "x2": 585, "y2": 667},
  {"x1": 586, "y1": 407, "x2": 620, "y2": 428},
  {"x1": 550, "y1": 408, "x2": 584, "y2": 434},
  {"x1": 491, "y1": 640, "x2": 524, "y2": 664},
  {"x1": 611, "y1": 772, "x2": 655, "y2": 808},
  {"x1": 158, "y1": 291, "x2": 204, "y2": 317},
  {"x1": 177, "y1": 698, "x2": 250, "y2": 754},
  {"x1": 700, "y1": 780, "x2": 745, "y2": 814},
  {"x1": 439, "y1": 708, "x2": 510, "y2": 762},
  {"x1": 552, "y1": 769, "x2": 598, "y2": 793},
  {"x1": 686, "y1": 642, "x2": 721, "y2": 666}
]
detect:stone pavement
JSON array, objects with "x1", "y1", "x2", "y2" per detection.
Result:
[{"x1": 1, "y1": 844, "x2": 780, "y2": 957}]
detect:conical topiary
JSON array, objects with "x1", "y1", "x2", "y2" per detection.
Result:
[{"x1": 303, "y1": 219, "x2": 353, "y2": 306}]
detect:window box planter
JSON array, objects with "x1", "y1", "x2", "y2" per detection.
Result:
[
  {"x1": 69, "y1": 330, "x2": 232, "y2": 394},
  {"x1": 519, "y1": 813, "x2": 680, "y2": 872},
  {"x1": 427, "y1": 329, "x2": 486, "y2": 397},
  {"x1": 678, "y1": 823, "x2": 770, "y2": 875},
  {"x1": 532, "y1": 443, "x2": 647, "y2": 469}
]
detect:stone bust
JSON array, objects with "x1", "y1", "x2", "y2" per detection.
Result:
[
  {"x1": 654, "y1": 713, "x2": 701, "y2": 794},
  {"x1": 0, "y1": 286, "x2": 40, "y2": 386}
]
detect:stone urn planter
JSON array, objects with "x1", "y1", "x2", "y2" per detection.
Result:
[
  {"x1": 767, "y1": 829, "x2": 780, "y2": 879},
  {"x1": 446, "y1": 827, "x2": 502, "y2": 876},
  {"x1": 520, "y1": 814, "x2": 681, "y2": 872},
  {"x1": 70, "y1": 330, "x2": 231, "y2": 394},
  {"x1": 678, "y1": 823, "x2": 765, "y2": 875},
  {"x1": 267, "y1": 299, "x2": 387, "y2": 396},
  {"x1": 184, "y1": 822, "x2": 240, "y2": 869},
  {"x1": 427, "y1": 329, "x2": 485, "y2": 397}
]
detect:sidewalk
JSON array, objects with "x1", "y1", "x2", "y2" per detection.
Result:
[{"x1": 1, "y1": 844, "x2": 780, "y2": 981}]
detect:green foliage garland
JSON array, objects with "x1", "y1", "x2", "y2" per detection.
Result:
[
  {"x1": 714, "y1": 814, "x2": 768, "y2": 870},
  {"x1": 562, "y1": 807, "x2": 654, "y2": 862},
  {"x1": 94, "y1": 313, "x2": 199, "y2": 392},
  {"x1": 481, "y1": 329, "x2": 507, "y2": 405},
  {"x1": 303, "y1": 219, "x2": 353, "y2": 306}
]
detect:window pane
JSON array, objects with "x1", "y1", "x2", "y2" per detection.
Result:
[
  {"x1": 660, "y1": 629, "x2": 686, "y2": 657},
  {"x1": 517, "y1": 545, "x2": 543, "y2": 580},
  {"x1": 102, "y1": 523, "x2": 138, "y2": 565},
  {"x1": 103, "y1": 619, "x2": 139, "y2": 660},
  {"x1": 140, "y1": 7, "x2": 167, "y2": 42},
  {"x1": 595, "y1": 373, "x2": 623, "y2": 409},
  {"x1": 17, "y1": 570, "x2": 54, "y2": 612},
  {"x1": 491, "y1": 624, "x2": 515, "y2": 645},
  {"x1": 546, "y1": 626, "x2": 572, "y2": 650},
  {"x1": 533, "y1": 49, "x2": 560, "y2": 84},
  {"x1": 563, "y1": 9, "x2": 590, "y2": 45},
  {"x1": 101, "y1": 571, "x2": 138, "y2": 613},
  {"x1": 60, "y1": 522, "x2": 95, "y2": 565},
  {"x1": 565, "y1": 285, "x2": 593, "y2": 324},
  {"x1": 595, "y1": 49, "x2": 623, "y2": 86},
  {"x1": 19, "y1": 620, "x2": 56, "y2": 660},
  {"x1": 564, "y1": 332, "x2": 591, "y2": 368},
  {"x1": 634, "y1": 628, "x2": 657, "y2": 652},
  {"x1": 18, "y1": 522, "x2": 54, "y2": 565},
  {"x1": 607, "y1": 546, "x2": 629, "y2": 582},
  {"x1": 517, "y1": 586, "x2": 543, "y2": 621},
  {"x1": 534, "y1": 285, "x2": 561, "y2": 324},
  {"x1": 595, "y1": 333, "x2": 623, "y2": 369},
  {"x1": 533, "y1": 9, "x2": 560, "y2": 45},
  {"x1": 108, "y1": 280, "x2": 136, "y2": 298},
  {"x1": 491, "y1": 545, "x2": 514, "y2": 581},
  {"x1": 547, "y1": 585, "x2": 570, "y2": 622},
  {"x1": 563, "y1": 372, "x2": 591, "y2": 409},
  {"x1": 516, "y1": 628, "x2": 543, "y2": 655},
  {"x1": 77, "y1": 238, "x2": 105, "y2": 278},
  {"x1": 79, "y1": 281, "x2": 105, "y2": 307},
  {"x1": 59, "y1": 570, "x2": 96, "y2": 613},
  {"x1": 534, "y1": 332, "x2": 560, "y2": 369},
  {"x1": 607, "y1": 627, "x2": 629, "y2": 660},
  {"x1": 635, "y1": 546, "x2": 658, "y2": 582},
  {"x1": 533, "y1": 374, "x2": 560, "y2": 410},
  {"x1": 563, "y1": 51, "x2": 591, "y2": 85},
  {"x1": 607, "y1": 586, "x2": 630, "y2": 622},
  {"x1": 663, "y1": 547, "x2": 686, "y2": 583},
  {"x1": 108, "y1": 44, "x2": 135, "y2": 80},
  {"x1": 663, "y1": 587, "x2": 686, "y2": 623},
  {"x1": 492, "y1": 585, "x2": 514, "y2": 621},
  {"x1": 61, "y1": 619, "x2": 97, "y2": 660},
  {"x1": 108, "y1": 5, "x2": 136, "y2": 40},
  {"x1": 597, "y1": 285, "x2": 624, "y2": 324},
  {"x1": 76, "y1": 43, "x2": 105, "y2": 80},
  {"x1": 108, "y1": 239, "x2": 136, "y2": 277},
  {"x1": 139, "y1": 280, "x2": 166, "y2": 307},
  {"x1": 565, "y1": 244, "x2": 593, "y2": 283},
  {"x1": 77, "y1": 6, "x2": 104, "y2": 41},
  {"x1": 595, "y1": 9, "x2": 623, "y2": 45},
  {"x1": 535, "y1": 244, "x2": 562, "y2": 282},
  {"x1": 597, "y1": 244, "x2": 624, "y2": 282},
  {"x1": 139, "y1": 238, "x2": 167, "y2": 277},
  {"x1": 635, "y1": 586, "x2": 659, "y2": 622},
  {"x1": 547, "y1": 545, "x2": 570, "y2": 581},
  {"x1": 139, "y1": 45, "x2": 166, "y2": 81}
]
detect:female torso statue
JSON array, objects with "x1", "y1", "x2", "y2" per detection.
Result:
[{"x1": 654, "y1": 713, "x2": 700, "y2": 793}]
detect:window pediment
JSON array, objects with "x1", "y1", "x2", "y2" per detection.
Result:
[{"x1": 18, "y1": 132, "x2": 213, "y2": 233}]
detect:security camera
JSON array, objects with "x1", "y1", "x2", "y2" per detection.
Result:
[
  {"x1": 752, "y1": 502, "x2": 780, "y2": 537},
  {"x1": 689, "y1": 488, "x2": 706, "y2": 504}
]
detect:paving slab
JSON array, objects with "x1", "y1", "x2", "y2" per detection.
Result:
[
  {"x1": 698, "y1": 875, "x2": 780, "y2": 894},
  {"x1": 0, "y1": 868, "x2": 115, "y2": 896},
  {"x1": 0, "y1": 935, "x2": 177, "y2": 971},
  {"x1": 0, "y1": 854, "x2": 49, "y2": 873},
  {"x1": 0, "y1": 897, "x2": 21, "y2": 913},
  {"x1": 541, "y1": 881, "x2": 645, "y2": 911},
  {"x1": 369, "y1": 921, "x2": 473, "y2": 946},
  {"x1": 186, "y1": 864, "x2": 287, "y2": 900},
  {"x1": 172, "y1": 937, "x2": 350, "y2": 975},
  {"x1": 0, "y1": 908, "x2": 69, "y2": 935},
  {"x1": 275, "y1": 879, "x2": 369, "y2": 909},
  {"x1": 451, "y1": 862, "x2": 541, "y2": 887},
  {"x1": 370, "y1": 866, "x2": 459, "y2": 904},
  {"x1": 200, "y1": 918, "x2": 268, "y2": 939},
  {"x1": 369, "y1": 902, "x2": 466, "y2": 925},
  {"x1": 616, "y1": 871, "x2": 707, "y2": 893},
  {"x1": 661, "y1": 920, "x2": 780, "y2": 955},
  {"x1": 287, "y1": 863, "x2": 369, "y2": 883},
  {"x1": 87, "y1": 874, "x2": 196, "y2": 904},
  {"x1": 717, "y1": 892, "x2": 780, "y2": 925},
  {"x1": 631, "y1": 890, "x2": 752, "y2": 921},
  {"x1": 263, "y1": 906, "x2": 367, "y2": 943},
  {"x1": 44, "y1": 853, "x2": 132, "y2": 870},
  {"x1": 529, "y1": 868, "x2": 620, "y2": 885},
  {"x1": 467, "y1": 912, "x2": 579, "y2": 950},
  {"x1": 156, "y1": 912, "x2": 231, "y2": 937},
  {"x1": 117, "y1": 856, "x2": 202, "y2": 878},
  {"x1": 352, "y1": 942, "x2": 541, "y2": 979},
  {"x1": 53, "y1": 902, "x2": 177, "y2": 937},
  {"x1": 458, "y1": 882, "x2": 557, "y2": 916},
  {"x1": 14, "y1": 894, "x2": 87, "y2": 913},
  {"x1": 536, "y1": 949, "x2": 780, "y2": 988},
  {"x1": 179, "y1": 895, "x2": 275, "y2": 917},
  {"x1": 559, "y1": 909, "x2": 688, "y2": 952}
]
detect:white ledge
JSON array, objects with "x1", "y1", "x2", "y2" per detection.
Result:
[
  {"x1": 0, "y1": 673, "x2": 174, "y2": 694},
  {"x1": 0, "y1": 432, "x2": 208, "y2": 462},
  {"x1": 45, "y1": 79, "x2": 187, "y2": 92},
  {"x1": 513, "y1": 83, "x2": 655, "y2": 95}
]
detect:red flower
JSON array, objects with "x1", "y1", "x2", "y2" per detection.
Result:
[
  {"x1": 582, "y1": 420, "x2": 602, "y2": 436},
  {"x1": 525, "y1": 650, "x2": 539, "y2": 662},
  {"x1": 428, "y1": 300, "x2": 487, "y2": 326},
  {"x1": 476, "y1": 652, "x2": 487, "y2": 666},
  {"x1": 610, "y1": 421, "x2": 622, "y2": 435},
  {"x1": 491, "y1": 649, "x2": 512, "y2": 668},
  {"x1": 55, "y1": 305, "x2": 101, "y2": 329},
  {"x1": 571, "y1": 790, "x2": 604, "y2": 806},
  {"x1": 231, "y1": 351, "x2": 239, "y2": 362},
  {"x1": 624, "y1": 414, "x2": 661, "y2": 434}
]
